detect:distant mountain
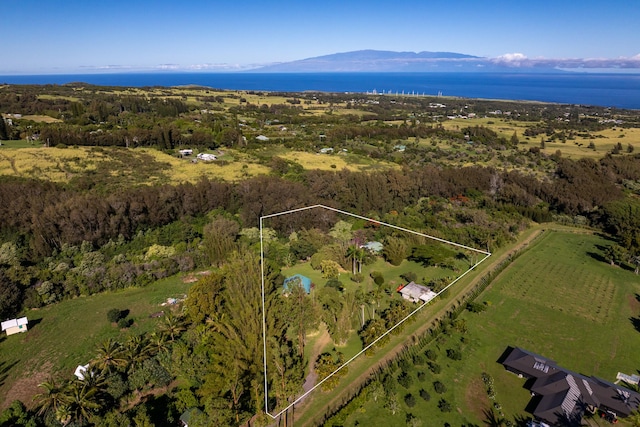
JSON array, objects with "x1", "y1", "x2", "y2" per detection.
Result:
[{"x1": 253, "y1": 49, "x2": 541, "y2": 73}]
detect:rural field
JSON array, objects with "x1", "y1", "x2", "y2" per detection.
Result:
[
  {"x1": 1, "y1": 83, "x2": 639, "y2": 425},
  {"x1": 332, "y1": 230, "x2": 640, "y2": 426},
  {"x1": 0, "y1": 274, "x2": 194, "y2": 410},
  {"x1": 441, "y1": 116, "x2": 640, "y2": 159}
]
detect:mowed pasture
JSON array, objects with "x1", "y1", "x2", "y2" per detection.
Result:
[
  {"x1": 0, "y1": 274, "x2": 193, "y2": 410},
  {"x1": 454, "y1": 230, "x2": 640, "y2": 422},
  {"x1": 339, "y1": 230, "x2": 640, "y2": 426}
]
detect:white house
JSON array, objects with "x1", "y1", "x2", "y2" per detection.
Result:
[
  {"x1": 196, "y1": 153, "x2": 217, "y2": 162},
  {"x1": 179, "y1": 149, "x2": 193, "y2": 156},
  {"x1": 361, "y1": 241, "x2": 383, "y2": 254},
  {"x1": 256, "y1": 135, "x2": 269, "y2": 141},
  {"x1": 74, "y1": 364, "x2": 90, "y2": 380},
  {"x1": 398, "y1": 282, "x2": 437, "y2": 304},
  {"x1": 1, "y1": 317, "x2": 28, "y2": 336}
]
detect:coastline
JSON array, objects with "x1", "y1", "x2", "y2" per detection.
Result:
[{"x1": 1, "y1": 72, "x2": 639, "y2": 109}]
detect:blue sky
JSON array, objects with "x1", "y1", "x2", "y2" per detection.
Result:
[{"x1": 2, "y1": 0, "x2": 639, "y2": 74}]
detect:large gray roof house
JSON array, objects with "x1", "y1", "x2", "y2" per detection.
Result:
[{"x1": 500, "y1": 346, "x2": 640, "y2": 425}]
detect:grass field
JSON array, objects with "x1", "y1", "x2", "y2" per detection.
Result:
[
  {"x1": 0, "y1": 143, "x2": 398, "y2": 185},
  {"x1": 0, "y1": 274, "x2": 194, "y2": 410},
  {"x1": 277, "y1": 150, "x2": 398, "y2": 172},
  {"x1": 337, "y1": 230, "x2": 640, "y2": 426},
  {"x1": 442, "y1": 117, "x2": 640, "y2": 159},
  {"x1": 0, "y1": 145, "x2": 272, "y2": 184}
]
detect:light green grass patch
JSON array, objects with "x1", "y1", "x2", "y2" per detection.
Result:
[
  {"x1": 338, "y1": 230, "x2": 640, "y2": 426},
  {"x1": 0, "y1": 275, "x2": 194, "y2": 407}
]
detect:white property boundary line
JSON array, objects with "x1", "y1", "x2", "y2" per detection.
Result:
[{"x1": 260, "y1": 204, "x2": 491, "y2": 419}]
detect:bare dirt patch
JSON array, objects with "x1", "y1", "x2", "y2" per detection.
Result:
[
  {"x1": 464, "y1": 376, "x2": 490, "y2": 421},
  {"x1": 301, "y1": 325, "x2": 332, "y2": 396},
  {"x1": 181, "y1": 270, "x2": 210, "y2": 283},
  {"x1": 1, "y1": 360, "x2": 53, "y2": 410}
]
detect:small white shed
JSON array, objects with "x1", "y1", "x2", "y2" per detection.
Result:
[{"x1": 1, "y1": 317, "x2": 28, "y2": 336}]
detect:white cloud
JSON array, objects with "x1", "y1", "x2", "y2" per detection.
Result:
[{"x1": 496, "y1": 52, "x2": 528, "y2": 62}]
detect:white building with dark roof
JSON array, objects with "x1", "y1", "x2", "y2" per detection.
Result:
[{"x1": 398, "y1": 282, "x2": 437, "y2": 304}]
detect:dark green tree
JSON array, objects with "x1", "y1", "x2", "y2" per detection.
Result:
[{"x1": 0, "y1": 118, "x2": 9, "y2": 140}]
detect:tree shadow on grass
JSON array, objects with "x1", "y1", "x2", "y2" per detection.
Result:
[
  {"x1": 0, "y1": 359, "x2": 18, "y2": 387},
  {"x1": 513, "y1": 414, "x2": 532, "y2": 427},
  {"x1": 483, "y1": 408, "x2": 505, "y2": 426},
  {"x1": 630, "y1": 316, "x2": 640, "y2": 333},
  {"x1": 586, "y1": 251, "x2": 608, "y2": 264},
  {"x1": 28, "y1": 317, "x2": 43, "y2": 331}
]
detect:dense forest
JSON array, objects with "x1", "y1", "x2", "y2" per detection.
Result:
[{"x1": 1, "y1": 84, "x2": 639, "y2": 426}]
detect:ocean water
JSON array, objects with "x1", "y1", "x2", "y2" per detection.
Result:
[{"x1": 1, "y1": 72, "x2": 639, "y2": 109}]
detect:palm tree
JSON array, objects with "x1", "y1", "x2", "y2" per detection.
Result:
[
  {"x1": 79, "y1": 368, "x2": 106, "y2": 390},
  {"x1": 66, "y1": 380, "x2": 101, "y2": 424},
  {"x1": 91, "y1": 338, "x2": 127, "y2": 373},
  {"x1": 483, "y1": 408, "x2": 506, "y2": 427},
  {"x1": 355, "y1": 247, "x2": 366, "y2": 273},
  {"x1": 159, "y1": 312, "x2": 186, "y2": 342},
  {"x1": 123, "y1": 334, "x2": 152, "y2": 368},
  {"x1": 149, "y1": 331, "x2": 170, "y2": 354},
  {"x1": 55, "y1": 404, "x2": 72, "y2": 427},
  {"x1": 33, "y1": 377, "x2": 69, "y2": 418},
  {"x1": 346, "y1": 245, "x2": 358, "y2": 274}
]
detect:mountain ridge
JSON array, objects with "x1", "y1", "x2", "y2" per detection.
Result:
[
  {"x1": 251, "y1": 49, "x2": 525, "y2": 73},
  {"x1": 250, "y1": 49, "x2": 640, "y2": 73}
]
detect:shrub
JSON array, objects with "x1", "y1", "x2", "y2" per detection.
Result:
[
  {"x1": 370, "y1": 271, "x2": 384, "y2": 286},
  {"x1": 446, "y1": 349, "x2": 462, "y2": 361},
  {"x1": 117, "y1": 318, "x2": 131, "y2": 329},
  {"x1": 412, "y1": 354, "x2": 426, "y2": 366},
  {"x1": 107, "y1": 308, "x2": 123, "y2": 323},
  {"x1": 428, "y1": 362, "x2": 441, "y2": 374},
  {"x1": 419, "y1": 389, "x2": 431, "y2": 401},
  {"x1": 438, "y1": 398, "x2": 452, "y2": 412},
  {"x1": 325, "y1": 278, "x2": 344, "y2": 291},
  {"x1": 466, "y1": 301, "x2": 487, "y2": 313},
  {"x1": 425, "y1": 349, "x2": 437, "y2": 361},
  {"x1": 398, "y1": 371, "x2": 413, "y2": 389},
  {"x1": 105, "y1": 373, "x2": 129, "y2": 399},
  {"x1": 400, "y1": 271, "x2": 417, "y2": 283},
  {"x1": 351, "y1": 273, "x2": 364, "y2": 283},
  {"x1": 398, "y1": 358, "x2": 411, "y2": 372},
  {"x1": 417, "y1": 371, "x2": 426, "y2": 382},
  {"x1": 433, "y1": 381, "x2": 446, "y2": 394},
  {"x1": 404, "y1": 393, "x2": 416, "y2": 408},
  {"x1": 382, "y1": 373, "x2": 397, "y2": 394}
]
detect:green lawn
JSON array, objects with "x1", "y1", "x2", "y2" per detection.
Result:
[
  {"x1": 0, "y1": 139, "x2": 37, "y2": 149},
  {"x1": 0, "y1": 274, "x2": 193, "y2": 409},
  {"x1": 339, "y1": 230, "x2": 640, "y2": 426},
  {"x1": 281, "y1": 255, "x2": 468, "y2": 361}
]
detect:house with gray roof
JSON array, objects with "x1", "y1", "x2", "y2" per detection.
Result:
[{"x1": 501, "y1": 346, "x2": 640, "y2": 425}]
